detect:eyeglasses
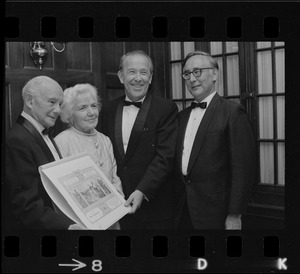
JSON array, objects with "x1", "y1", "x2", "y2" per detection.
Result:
[{"x1": 181, "y1": 67, "x2": 214, "y2": 80}]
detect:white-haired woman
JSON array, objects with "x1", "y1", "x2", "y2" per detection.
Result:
[{"x1": 55, "y1": 83, "x2": 124, "y2": 230}]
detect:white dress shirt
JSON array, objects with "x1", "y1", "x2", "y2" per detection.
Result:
[
  {"x1": 21, "y1": 111, "x2": 61, "y2": 161},
  {"x1": 122, "y1": 95, "x2": 145, "y2": 153},
  {"x1": 182, "y1": 92, "x2": 216, "y2": 175}
]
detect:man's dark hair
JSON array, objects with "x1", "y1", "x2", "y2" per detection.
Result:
[{"x1": 182, "y1": 51, "x2": 219, "y2": 70}]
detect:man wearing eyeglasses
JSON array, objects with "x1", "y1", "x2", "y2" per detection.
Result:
[{"x1": 174, "y1": 51, "x2": 256, "y2": 230}]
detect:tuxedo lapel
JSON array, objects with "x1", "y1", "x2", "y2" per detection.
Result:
[
  {"x1": 125, "y1": 93, "x2": 152, "y2": 161},
  {"x1": 48, "y1": 135, "x2": 63, "y2": 159},
  {"x1": 114, "y1": 96, "x2": 126, "y2": 159},
  {"x1": 187, "y1": 93, "x2": 220, "y2": 173},
  {"x1": 16, "y1": 116, "x2": 55, "y2": 162}
]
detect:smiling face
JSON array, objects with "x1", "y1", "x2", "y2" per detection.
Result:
[
  {"x1": 72, "y1": 91, "x2": 99, "y2": 134},
  {"x1": 183, "y1": 55, "x2": 218, "y2": 102},
  {"x1": 118, "y1": 53, "x2": 153, "y2": 101},
  {"x1": 29, "y1": 81, "x2": 63, "y2": 128}
]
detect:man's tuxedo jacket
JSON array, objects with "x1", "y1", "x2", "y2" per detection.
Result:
[
  {"x1": 176, "y1": 93, "x2": 256, "y2": 229},
  {"x1": 100, "y1": 93, "x2": 178, "y2": 223},
  {"x1": 4, "y1": 116, "x2": 73, "y2": 230}
]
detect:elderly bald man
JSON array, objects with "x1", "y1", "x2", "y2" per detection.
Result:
[{"x1": 4, "y1": 76, "x2": 83, "y2": 230}]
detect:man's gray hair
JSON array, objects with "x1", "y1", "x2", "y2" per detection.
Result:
[
  {"x1": 182, "y1": 51, "x2": 219, "y2": 70},
  {"x1": 119, "y1": 50, "x2": 153, "y2": 73},
  {"x1": 22, "y1": 75, "x2": 62, "y2": 100}
]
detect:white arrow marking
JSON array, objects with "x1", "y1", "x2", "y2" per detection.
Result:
[{"x1": 59, "y1": 258, "x2": 86, "y2": 271}]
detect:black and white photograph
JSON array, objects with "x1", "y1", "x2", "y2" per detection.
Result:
[
  {"x1": 3, "y1": 41, "x2": 285, "y2": 231},
  {"x1": 3, "y1": 0, "x2": 300, "y2": 273}
]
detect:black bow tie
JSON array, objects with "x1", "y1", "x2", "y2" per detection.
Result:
[
  {"x1": 124, "y1": 100, "x2": 142, "y2": 108},
  {"x1": 42, "y1": 127, "x2": 54, "y2": 136},
  {"x1": 190, "y1": 102, "x2": 207, "y2": 109}
]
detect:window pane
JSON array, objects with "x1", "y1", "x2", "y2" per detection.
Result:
[
  {"x1": 185, "y1": 85, "x2": 194, "y2": 99},
  {"x1": 170, "y1": 42, "x2": 181, "y2": 60},
  {"x1": 277, "y1": 96, "x2": 285, "y2": 139},
  {"x1": 210, "y1": 42, "x2": 222, "y2": 55},
  {"x1": 257, "y1": 41, "x2": 271, "y2": 49},
  {"x1": 259, "y1": 97, "x2": 274, "y2": 139},
  {"x1": 257, "y1": 51, "x2": 273, "y2": 94},
  {"x1": 275, "y1": 48, "x2": 285, "y2": 93},
  {"x1": 278, "y1": 143, "x2": 285, "y2": 186},
  {"x1": 260, "y1": 142, "x2": 274, "y2": 185},
  {"x1": 175, "y1": 101, "x2": 183, "y2": 111},
  {"x1": 226, "y1": 42, "x2": 238, "y2": 53},
  {"x1": 184, "y1": 42, "x2": 195, "y2": 56},
  {"x1": 185, "y1": 101, "x2": 192, "y2": 108},
  {"x1": 275, "y1": 41, "x2": 285, "y2": 47},
  {"x1": 226, "y1": 55, "x2": 240, "y2": 96},
  {"x1": 171, "y1": 63, "x2": 182, "y2": 99},
  {"x1": 215, "y1": 57, "x2": 224, "y2": 96}
]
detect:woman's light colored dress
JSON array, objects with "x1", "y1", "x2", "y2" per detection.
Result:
[{"x1": 55, "y1": 126, "x2": 124, "y2": 230}]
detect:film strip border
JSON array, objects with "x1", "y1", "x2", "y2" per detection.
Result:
[
  {"x1": 4, "y1": 1, "x2": 299, "y2": 40},
  {"x1": 2, "y1": 232, "x2": 289, "y2": 272},
  {"x1": 5, "y1": 15, "x2": 280, "y2": 40},
  {"x1": 3, "y1": 1, "x2": 300, "y2": 273}
]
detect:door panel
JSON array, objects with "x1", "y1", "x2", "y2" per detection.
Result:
[
  {"x1": 66, "y1": 42, "x2": 92, "y2": 71},
  {"x1": 125, "y1": 42, "x2": 150, "y2": 53}
]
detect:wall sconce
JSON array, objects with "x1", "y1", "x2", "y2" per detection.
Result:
[{"x1": 29, "y1": 42, "x2": 66, "y2": 70}]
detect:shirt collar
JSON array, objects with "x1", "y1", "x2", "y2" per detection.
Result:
[
  {"x1": 21, "y1": 111, "x2": 45, "y2": 134},
  {"x1": 192, "y1": 91, "x2": 216, "y2": 108},
  {"x1": 125, "y1": 95, "x2": 146, "y2": 103}
]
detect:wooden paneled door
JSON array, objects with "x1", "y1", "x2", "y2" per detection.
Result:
[{"x1": 5, "y1": 42, "x2": 103, "y2": 136}]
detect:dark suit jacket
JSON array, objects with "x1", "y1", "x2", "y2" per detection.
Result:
[
  {"x1": 4, "y1": 116, "x2": 74, "y2": 230},
  {"x1": 176, "y1": 93, "x2": 256, "y2": 229},
  {"x1": 100, "y1": 93, "x2": 178, "y2": 224}
]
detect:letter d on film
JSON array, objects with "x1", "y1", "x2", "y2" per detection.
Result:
[{"x1": 197, "y1": 258, "x2": 208, "y2": 270}]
